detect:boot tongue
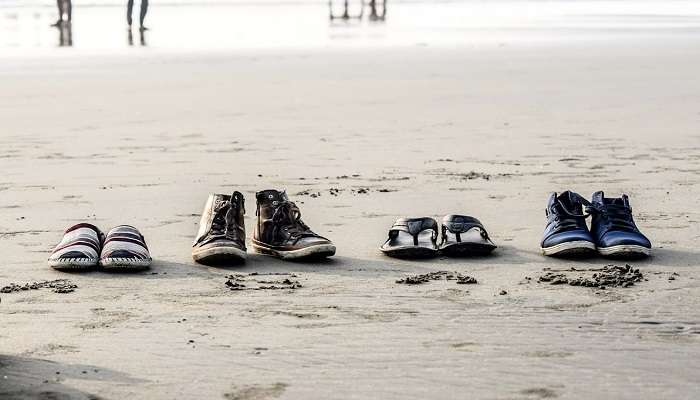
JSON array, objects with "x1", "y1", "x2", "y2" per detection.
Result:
[{"x1": 257, "y1": 189, "x2": 288, "y2": 204}]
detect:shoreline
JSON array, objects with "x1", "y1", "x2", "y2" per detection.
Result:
[{"x1": 2, "y1": 0, "x2": 700, "y2": 55}]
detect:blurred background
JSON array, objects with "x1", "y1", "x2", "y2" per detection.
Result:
[{"x1": 1, "y1": 0, "x2": 699, "y2": 55}]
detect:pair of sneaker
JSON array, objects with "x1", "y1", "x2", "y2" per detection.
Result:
[
  {"x1": 191, "y1": 189, "x2": 336, "y2": 264},
  {"x1": 541, "y1": 191, "x2": 651, "y2": 258},
  {"x1": 380, "y1": 215, "x2": 497, "y2": 259},
  {"x1": 48, "y1": 224, "x2": 152, "y2": 270}
]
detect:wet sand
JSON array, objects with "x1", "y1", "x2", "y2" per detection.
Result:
[{"x1": 1, "y1": 5, "x2": 700, "y2": 399}]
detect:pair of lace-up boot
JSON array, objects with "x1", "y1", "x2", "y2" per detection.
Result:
[{"x1": 192, "y1": 189, "x2": 335, "y2": 264}]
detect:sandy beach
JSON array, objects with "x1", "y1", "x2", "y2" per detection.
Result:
[{"x1": 1, "y1": 1, "x2": 700, "y2": 398}]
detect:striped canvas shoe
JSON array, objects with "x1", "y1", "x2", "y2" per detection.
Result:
[
  {"x1": 48, "y1": 223, "x2": 104, "y2": 270},
  {"x1": 100, "y1": 225, "x2": 152, "y2": 270}
]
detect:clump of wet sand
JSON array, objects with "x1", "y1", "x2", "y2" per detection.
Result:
[
  {"x1": 1, "y1": 279, "x2": 77, "y2": 294},
  {"x1": 296, "y1": 187, "x2": 394, "y2": 198},
  {"x1": 396, "y1": 271, "x2": 478, "y2": 285},
  {"x1": 225, "y1": 273, "x2": 302, "y2": 291},
  {"x1": 537, "y1": 264, "x2": 644, "y2": 289}
]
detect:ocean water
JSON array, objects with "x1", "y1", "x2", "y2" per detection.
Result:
[{"x1": 1, "y1": 0, "x2": 699, "y2": 54}]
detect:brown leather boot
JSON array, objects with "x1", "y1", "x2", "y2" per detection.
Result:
[
  {"x1": 192, "y1": 191, "x2": 247, "y2": 264},
  {"x1": 252, "y1": 189, "x2": 335, "y2": 260}
]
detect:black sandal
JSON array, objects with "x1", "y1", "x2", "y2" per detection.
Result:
[
  {"x1": 439, "y1": 215, "x2": 497, "y2": 256},
  {"x1": 380, "y1": 217, "x2": 439, "y2": 259}
]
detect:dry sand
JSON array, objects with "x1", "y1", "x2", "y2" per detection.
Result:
[{"x1": 1, "y1": 27, "x2": 700, "y2": 400}]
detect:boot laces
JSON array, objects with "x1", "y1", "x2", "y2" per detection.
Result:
[
  {"x1": 587, "y1": 201, "x2": 636, "y2": 232},
  {"x1": 271, "y1": 201, "x2": 316, "y2": 242},
  {"x1": 211, "y1": 192, "x2": 243, "y2": 240}
]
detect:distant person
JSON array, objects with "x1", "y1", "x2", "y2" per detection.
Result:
[
  {"x1": 51, "y1": 0, "x2": 72, "y2": 26},
  {"x1": 127, "y1": 0, "x2": 149, "y2": 31},
  {"x1": 329, "y1": 0, "x2": 363, "y2": 21}
]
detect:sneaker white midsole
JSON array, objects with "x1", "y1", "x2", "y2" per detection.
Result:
[
  {"x1": 541, "y1": 240, "x2": 596, "y2": 256},
  {"x1": 597, "y1": 245, "x2": 650, "y2": 256}
]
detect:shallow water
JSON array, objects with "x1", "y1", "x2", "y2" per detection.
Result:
[{"x1": 1, "y1": 0, "x2": 700, "y2": 55}]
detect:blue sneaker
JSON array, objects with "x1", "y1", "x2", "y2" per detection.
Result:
[
  {"x1": 588, "y1": 192, "x2": 651, "y2": 258},
  {"x1": 541, "y1": 191, "x2": 596, "y2": 257}
]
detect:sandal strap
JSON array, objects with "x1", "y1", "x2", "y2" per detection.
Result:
[
  {"x1": 441, "y1": 215, "x2": 490, "y2": 243},
  {"x1": 388, "y1": 217, "x2": 438, "y2": 246}
]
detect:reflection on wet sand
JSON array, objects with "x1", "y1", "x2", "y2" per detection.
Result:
[
  {"x1": 330, "y1": 0, "x2": 387, "y2": 22},
  {"x1": 128, "y1": 28, "x2": 147, "y2": 46},
  {"x1": 368, "y1": 0, "x2": 386, "y2": 22},
  {"x1": 57, "y1": 22, "x2": 72, "y2": 47}
]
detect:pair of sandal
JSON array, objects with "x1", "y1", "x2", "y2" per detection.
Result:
[{"x1": 380, "y1": 215, "x2": 496, "y2": 258}]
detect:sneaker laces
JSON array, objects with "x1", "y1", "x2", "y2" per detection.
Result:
[
  {"x1": 271, "y1": 201, "x2": 317, "y2": 243},
  {"x1": 586, "y1": 200, "x2": 636, "y2": 232},
  {"x1": 549, "y1": 192, "x2": 591, "y2": 233},
  {"x1": 211, "y1": 192, "x2": 244, "y2": 240}
]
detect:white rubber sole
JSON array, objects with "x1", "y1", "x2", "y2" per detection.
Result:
[
  {"x1": 192, "y1": 245, "x2": 247, "y2": 263},
  {"x1": 48, "y1": 257, "x2": 97, "y2": 270},
  {"x1": 541, "y1": 240, "x2": 596, "y2": 257},
  {"x1": 597, "y1": 245, "x2": 651, "y2": 258},
  {"x1": 252, "y1": 240, "x2": 336, "y2": 260},
  {"x1": 100, "y1": 257, "x2": 152, "y2": 270}
]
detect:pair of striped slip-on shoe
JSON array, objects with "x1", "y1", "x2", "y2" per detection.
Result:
[{"x1": 48, "y1": 223, "x2": 152, "y2": 271}]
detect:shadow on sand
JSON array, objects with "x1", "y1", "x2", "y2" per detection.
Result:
[
  {"x1": 0, "y1": 354, "x2": 144, "y2": 400},
  {"x1": 45, "y1": 244, "x2": 698, "y2": 285}
]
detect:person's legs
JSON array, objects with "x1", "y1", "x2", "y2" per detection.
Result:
[
  {"x1": 66, "y1": 0, "x2": 72, "y2": 22},
  {"x1": 55, "y1": 0, "x2": 64, "y2": 24},
  {"x1": 127, "y1": 0, "x2": 134, "y2": 26},
  {"x1": 139, "y1": 0, "x2": 148, "y2": 28}
]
